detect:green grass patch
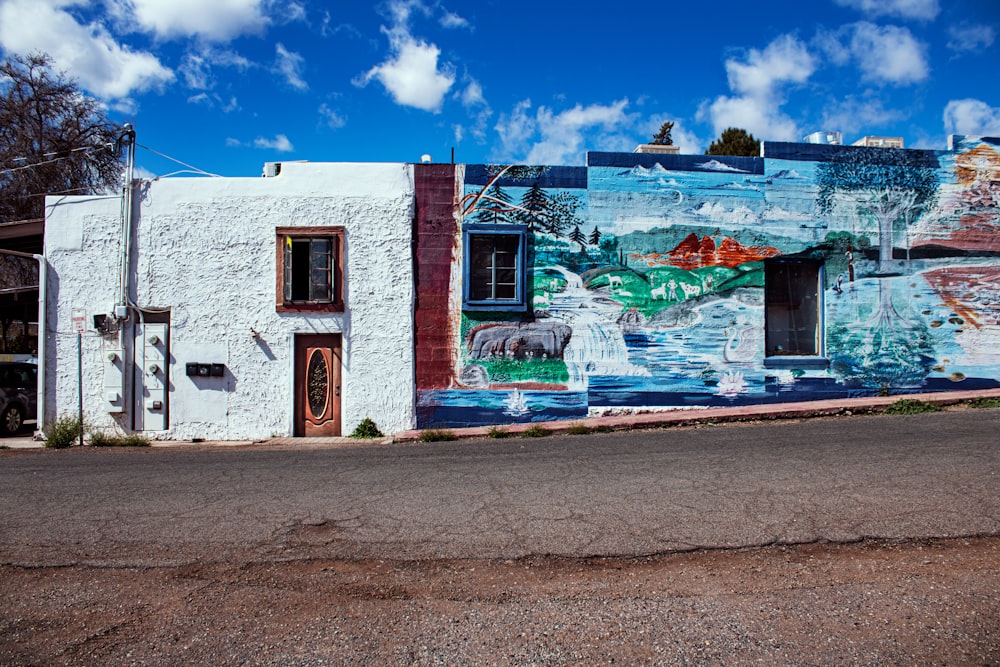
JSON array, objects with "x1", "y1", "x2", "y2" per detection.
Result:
[
  {"x1": 487, "y1": 426, "x2": 511, "y2": 438},
  {"x1": 967, "y1": 397, "x2": 1000, "y2": 409},
  {"x1": 521, "y1": 424, "x2": 550, "y2": 438},
  {"x1": 565, "y1": 423, "x2": 592, "y2": 435},
  {"x1": 420, "y1": 429, "x2": 457, "y2": 442},
  {"x1": 45, "y1": 416, "x2": 82, "y2": 448},
  {"x1": 89, "y1": 431, "x2": 151, "y2": 447},
  {"x1": 883, "y1": 398, "x2": 943, "y2": 415},
  {"x1": 591, "y1": 425, "x2": 613, "y2": 433},
  {"x1": 476, "y1": 357, "x2": 569, "y2": 384},
  {"x1": 350, "y1": 417, "x2": 384, "y2": 439}
]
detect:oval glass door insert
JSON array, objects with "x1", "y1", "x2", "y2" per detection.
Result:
[{"x1": 307, "y1": 350, "x2": 329, "y2": 418}]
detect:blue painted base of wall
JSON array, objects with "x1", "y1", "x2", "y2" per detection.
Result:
[{"x1": 416, "y1": 376, "x2": 999, "y2": 429}]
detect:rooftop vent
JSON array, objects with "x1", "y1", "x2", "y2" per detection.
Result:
[{"x1": 803, "y1": 131, "x2": 843, "y2": 145}]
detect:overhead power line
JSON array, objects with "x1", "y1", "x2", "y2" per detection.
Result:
[
  {"x1": 137, "y1": 143, "x2": 221, "y2": 178},
  {"x1": 0, "y1": 144, "x2": 112, "y2": 177},
  {"x1": 1, "y1": 140, "x2": 221, "y2": 182}
]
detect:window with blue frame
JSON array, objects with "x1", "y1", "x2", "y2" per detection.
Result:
[{"x1": 463, "y1": 224, "x2": 527, "y2": 312}]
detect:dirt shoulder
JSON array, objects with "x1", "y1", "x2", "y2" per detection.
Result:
[{"x1": 3, "y1": 537, "x2": 998, "y2": 666}]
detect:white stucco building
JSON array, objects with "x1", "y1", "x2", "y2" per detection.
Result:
[{"x1": 44, "y1": 162, "x2": 416, "y2": 440}]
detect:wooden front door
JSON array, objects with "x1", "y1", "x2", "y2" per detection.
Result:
[{"x1": 294, "y1": 334, "x2": 342, "y2": 436}]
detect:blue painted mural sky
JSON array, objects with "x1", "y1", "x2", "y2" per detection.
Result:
[{"x1": 1, "y1": 0, "x2": 997, "y2": 178}]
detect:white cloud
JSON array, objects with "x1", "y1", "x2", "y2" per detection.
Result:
[
  {"x1": 943, "y1": 99, "x2": 1000, "y2": 137},
  {"x1": 254, "y1": 134, "x2": 294, "y2": 152},
  {"x1": 108, "y1": 96, "x2": 139, "y2": 115},
  {"x1": 947, "y1": 23, "x2": 995, "y2": 53},
  {"x1": 273, "y1": 1, "x2": 306, "y2": 25},
  {"x1": 833, "y1": 0, "x2": 939, "y2": 21},
  {"x1": 701, "y1": 35, "x2": 815, "y2": 142},
  {"x1": 188, "y1": 92, "x2": 240, "y2": 112},
  {"x1": 494, "y1": 99, "x2": 536, "y2": 157},
  {"x1": 725, "y1": 34, "x2": 815, "y2": 98},
  {"x1": 318, "y1": 103, "x2": 346, "y2": 129},
  {"x1": 356, "y1": 0, "x2": 457, "y2": 112},
  {"x1": 274, "y1": 43, "x2": 307, "y2": 91},
  {"x1": 179, "y1": 47, "x2": 251, "y2": 90},
  {"x1": 820, "y1": 95, "x2": 907, "y2": 135},
  {"x1": 845, "y1": 23, "x2": 928, "y2": 84},
  {"x1": 0, "y1": 0, "x2": 174, "y2": 99},
  {"x1": 456, "y1": 78, "x2": 492, "y2": 142},
  {"x1": 180, "y1": 54, "x2": 212, "y2": 89},
  {"x1": 440, "y1": 10, "x2": 470, "y2": 29},
  {"x1": 461, "y1": 79, "x2": 485, "y2": 108},
  {"x1": 124, "y1": 0, "x2": 270, "y2": 41},
  {"x1": 357, "y1": 31, "x2": 454, "y2": 112},
  {"x1": 701, "y1": 96, "x2": 800, "y2": 142},
  {"x1": 494, "y1": 98, "x2": 634, "y2": 165}
]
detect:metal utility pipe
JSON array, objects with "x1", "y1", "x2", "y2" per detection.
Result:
[
  {"x1": 34, "y1": 252, "x2": 46, "y2": 437},
  {"x1": 118, "y1": 124, "x2": 136, "y2": 310}
]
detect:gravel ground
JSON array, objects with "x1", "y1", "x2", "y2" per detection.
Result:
[{"x1": 2, "y1": 536, "x2": 998, "y2": 665}]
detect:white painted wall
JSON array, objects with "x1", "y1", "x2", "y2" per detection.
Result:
[{"x1": 44, "y1": 162, "x2": 416, "y2": 439}]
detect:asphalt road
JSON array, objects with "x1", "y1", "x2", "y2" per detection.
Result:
[{"x1": 2, "y1": 409, "x2": 999, "y2": 567}]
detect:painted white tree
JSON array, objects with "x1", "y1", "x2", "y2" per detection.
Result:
[{"x1": 817, "y1": 147, "x2": 939, "y2": 275}]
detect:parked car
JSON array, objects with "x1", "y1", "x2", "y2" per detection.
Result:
[{"x1": 0, "y1": 362, "x2": 37, "y2": 436}]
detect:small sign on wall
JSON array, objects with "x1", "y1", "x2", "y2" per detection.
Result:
[{"x1": 71, "y1": 308, "x2": 87, "y2": 334}]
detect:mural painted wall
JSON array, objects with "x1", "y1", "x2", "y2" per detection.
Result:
[{"x1": 416, "y1": 137, "x2": 1000, "y2": 428}]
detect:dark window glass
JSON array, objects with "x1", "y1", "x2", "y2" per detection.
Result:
[
  {"x1": 765, "y1": 261, "x2": 822, "y2": 356},
  {"x1": 286, "y1": 237, "x2": 333, "y2": 303},
  {"x1": 469, "y1": 234, "x2": 520, "y2": 301}
]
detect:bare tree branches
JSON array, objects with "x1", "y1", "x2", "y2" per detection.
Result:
[{"x1": 0, "y1": 53, "x2": 124, "y2": 224}]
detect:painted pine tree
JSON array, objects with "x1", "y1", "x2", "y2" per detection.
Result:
[{"x1": 589, "y1": 226, "x2": 602, "y2": 246}]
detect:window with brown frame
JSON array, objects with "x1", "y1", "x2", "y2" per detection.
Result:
[{"x1": 276, "y1": 227, "x2": 344, "y2": 312}]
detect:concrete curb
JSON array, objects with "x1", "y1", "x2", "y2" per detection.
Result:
[
  {"x1": 391, "y1": 387, "x2": 1000, "y2": 442},
  {"x1": 6, "y1": 388, "x2": 999, "y2": 450}
]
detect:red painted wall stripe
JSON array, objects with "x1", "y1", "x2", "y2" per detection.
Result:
[{"x1": 413, "y1": 164, "x2": 458, "y2": 390}]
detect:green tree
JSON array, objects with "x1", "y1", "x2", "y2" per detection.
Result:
[
  {"x1": 0, "y1": 53, "x2": 124, "y2": 228},
  {"x1": 514, "y1": 183, "x2": 552, "y2": 230},
  {"x1": 599, "y1": 234, "x2": 620, "y2": 265},
  {"x1": 589, "y1": 226, "x2": 602, "y2": 246},
  {"x1": 459, "y1": 164, "x2": 546, "y2": 222},
  {"x1": 705, "y1": 127, "x2": 760, "y2": 157},
  {"x1": 473, "y1": 182, "x2": 515, "y2": 223},
  {"x1": 542, "y1": 192, "x2": 582, "y2": 238},
  {"x1": 651, "y1": 120, "x2": 674, "y2": 146}
]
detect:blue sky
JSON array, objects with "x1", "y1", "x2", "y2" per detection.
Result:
[{"x1": 1, "y1": 0, "x2": 998, "y2": 178}]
